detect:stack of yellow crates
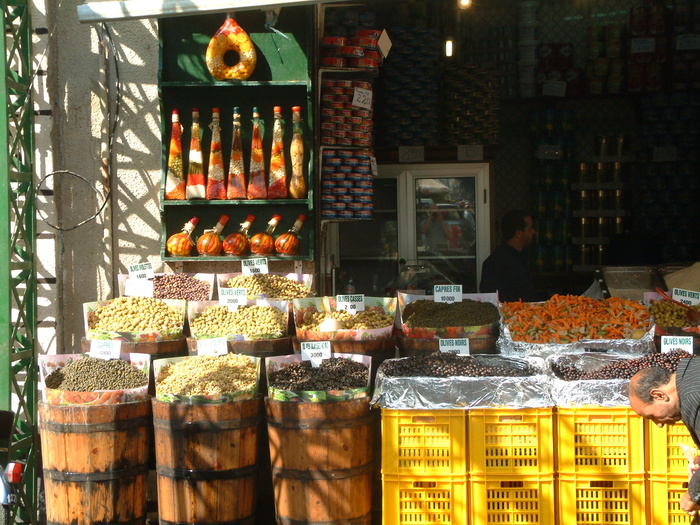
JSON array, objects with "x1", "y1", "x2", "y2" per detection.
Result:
[
  {"x1": 556, "y1": 406, "x2": 646, "y2": 524},
  {"x1": 646, "y1": 420, "x2": 695, "y2": 525}
]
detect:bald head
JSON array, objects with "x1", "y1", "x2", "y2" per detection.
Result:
[
  {"x1": 628, "y1": 366, "x2": 681, "y2": 427},
  {"x1": 629, "y1": 366, "x2": 673, "y2": 403}
]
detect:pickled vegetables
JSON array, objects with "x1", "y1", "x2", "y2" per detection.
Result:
[{"x1": 205, "y1": 13, "x2": 257, "y2": 81}]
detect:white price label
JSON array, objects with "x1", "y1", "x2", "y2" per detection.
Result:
[
  {"x1": 219, "y1": 287, "x2": 247, "y2": 310},
  {"x1": 123, "y1": 278, "x2": 154, "y2": 298},
  {"x1": 434, "y1": 285, "x2": 463, "y2": 304},
  {"x1": 242, "y1": 258, "x2": 269, "y2": 275},
  {"x1": 631, "y1": 37, "x2": 656, "y2": 54},
  {"x1": 541, "y1": 80, "x2": 567, "y2": 97},
  {"x1": 352, "y1": 87, "x2": 373, "y2": 110},
  {"x1": 672, "y1": 288, "x2": 700, "y2": 306},
  {"x1": 370, "y1": 156, "x2": 378, "y2": 177},
  {"x1": 196, "y1": 337, "x2": 228, "y2": 356},
  {"x1": 127, "y1": 262, "x2": 155, "y2": 280},
  {"x1": 457, "y1": 145, "x2": 484, "y2": 161},
  {"x1": 399, "y1": 146, "x2": 425, "y2": 163},
  {"x1": 335, "y1": 294, "x2": 365, "y2": 314},
  {"x1": 660, "y1": 335, "x2": 694, "y2": 354},
  {"x1": 378, "y1": 29, "x2": 392, "y2": 59},
  {"x1": 89, "y1": 339, "x2": 122, "y2": 360},
  {"x1": 653, "y1": 145, "x2": 678, "y2": 162},
  {"x1": 439, "y1": 338, "x2": 470, "y2": 355},
  {"x1": 300, "y1": 341, "x2": 332, "y2": 367},
  {"x1": 676, "y1": 34, "x2": 700, "y2": 51}
]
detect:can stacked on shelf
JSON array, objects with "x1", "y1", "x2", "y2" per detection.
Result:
[
  {"x1": 320, "y1": 149, "x2": 373, "y2": 220},
  {"x1": 586, "y1": 23, "x2": 626, "y2": 94},
  {"x1": 320, "y1": 31, "x2": 382, "y2": 71},
  {"x1": 518, "y1": 0, "x2": 540, "y2": 98},
  {"x1": 377, "y1": 26, "x2": 441, "y2": 147},
  {"x1": 320, "y1": 79, "x2": 374, "y2": 148},
  {"x1": 626, "y1": 2, "x2": 671, "y2": 93},
  {"x1": 462, "y1": 26, "x2": 518, "y2": 98}
]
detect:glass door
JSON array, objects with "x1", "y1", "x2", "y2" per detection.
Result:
[{"x1": 327, "y1": 163, "x2": 491, "y2": 295}]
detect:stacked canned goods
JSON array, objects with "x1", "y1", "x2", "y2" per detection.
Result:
[
  {"x1": 320, "y1": 149, "x2": 373, "y2": 221},
  {"x1": 462, "y1": 26, "x2": 518, "y2": 98},
  {"x1": 377, "y1": 26, "x2": 441, "y2": 147},
  {"x1": 319, "y1": 30, "x2": 382, "y2": 71},
  {"x1": 442, "y1": 64, "x2": 500, "y2": 145},
  {"x1": 518, "y1": 0, "x2": 540, "y2": 98},
  {"x1": 320, "y1": 79, "x2": 374, "y2": 148},
  {"x1": 586, "y1": 23, "x2": 626, "y2": 95},
  {"x1": 627, "y1": 2, "x2": 671, "y2": 93}
]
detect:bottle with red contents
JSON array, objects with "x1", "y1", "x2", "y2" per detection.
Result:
[
  {"x1": 267, "y1": 106, "x2": 288, "y2": 198},
  {"x1": 249, "y1": 214, "x2": 281, "y2": 255},
  {"x1": 226, "y1": 107, "x2": 246, "y2": 199},
  {"x1": 246, "y1": 107, "x2": 267, "y2": 199},
  {"x1": 274, "y1": 214, "x2": 306, "y2": 256},
  {"x1": 206, "y1": 108, "x2": 226, "y2": 200},
  {"x1": 164, "y1": 109, "x2": 185, "y2": 200},
  {"x1": 186, "y1": 108, "x2": 206, "y2": 199},
  {"x1": 196, "y1": 214, "x2": 230, "y2": 256},
  {"x1": 223, "y1": 214, "x2": 256, "y2": 256},
  {"x1": 166, "y1": 216, "x2": 199, "y2": 256}
]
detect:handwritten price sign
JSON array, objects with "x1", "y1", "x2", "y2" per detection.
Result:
[
  {"x1": 439, "y1": 338, "x2": 470, "y2": 355},
  {"x1": 128, "y1": 262, "x2": 155, "y2": 280},
  {"x1": 300, "y1": 341, "x2": 331, "y2": 367},
  {"x1": 352, "y1": 87, "x2": 373, "y2": 110},
  {"x1": 89, "y1": 339, "x2": 122, "y2": 360},
  {"x1": 242, "y1": 258, "x2": 269, "y2": 275}
]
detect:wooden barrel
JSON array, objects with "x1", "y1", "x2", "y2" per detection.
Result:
[
  {"x1": 265, "y1": 397, "x2": 373, "y2": 525},
  {"x1": 397, "y1": 334, "x2": 498, "y2": 357},
  {"x1": 152, "y1": 397, "x2": 261, "y2": 525},
  {"x1": 39, "y1": 400, "x2": 151, "y2": 525}
]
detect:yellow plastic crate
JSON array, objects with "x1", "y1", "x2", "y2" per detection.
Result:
[
  {"x1": 468, "y1": 407, "x2": 554, "y2": 475},
  {"x1": 382, "y1": 473, "x2": 467, "y2": 525},
  {"x1": 647, "y1": 474, "x2": 694, "y2": 525},
  {"x1": 646, "y1": 420, "x2": 696, "y2": 476},
  {"x1": 381, "y1": 409, "x2": 467, "y2": 476},
  {"x1": 556, "y1": 406, "x2": 645, "y2": 474},
  {"x1": 469, "y1": 473, "x2": 555, "y2": 525},
  {"x1": 558, "y1": 473, "x2": 645, "y2": 525}
]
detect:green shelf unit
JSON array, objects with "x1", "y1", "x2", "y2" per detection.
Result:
[{"x1": 158, "y1": 6, "x2": 315, "y2": 263}]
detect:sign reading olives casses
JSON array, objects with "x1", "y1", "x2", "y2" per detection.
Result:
[{"x1": 336, "y1": 294, "x2": 365, "y2": 314}]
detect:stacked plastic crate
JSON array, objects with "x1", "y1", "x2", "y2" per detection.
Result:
[
  {"x1": 381, "y1": 409, "x2": 467, "y2": 525},
  {"x1": 468, "y1": 408, "x2": 556, "y2": 525},
  {"x1": 646, "y1": 421, "x2": 695, "y2": 525},
  {"x1": 556, "y1": 406, "x2": 646, "y2": 524}
]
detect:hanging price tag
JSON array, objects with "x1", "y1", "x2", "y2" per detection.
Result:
[
  {"x1": 434, "y1": 285, "x2": 462, "y2": 303},
  {"x1": 439, "y1": 338, "x2": 470, "y2": 355},
  {"x1": 378, "y1": 29, "x2": 392, "y2": 59},
  {"x1": 301, "y1": 341, "x2": 332, "y2": 367},
  {"x1": 242, "y1": 258, "x2": 269, "y2": 275},
  {"x1": 672, "y1": 288, "x2": 700, "y2": 306},
  {"x1": 89, "y1": 339, "x2": 122, "y2": 360},
  {"x1": 352, "y1": 87, "x2": 373, "y2": 110},
  {"x1": 370, "y1": 156, "x2": 378, "y2": 177},
  {"x1": 123, "y1": 278, "x2": 154, "y2": 298},
  {"x1": 676, "y1": 34, "x2": 700, "y2": 51},
  {"x1": 336, "y1": 294, "x2": 365, "y2": 314},
  {"x1": 128, "y1": 262, "x2": 155, "y2": 280},
  {"x1": 660, "y1": 335, "x2": 694, "y2": 354},
  {"x1": 630, "y1": 37, "x2": 656, "y2": 53},
  {"x1": 196, "y1": 337, "x2": 229, "y2": 356},
  {"x1": 219, "y1": 287, "x2": 247, "y2": 310}
]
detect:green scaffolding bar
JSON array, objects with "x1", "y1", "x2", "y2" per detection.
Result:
[{"x1": 0, "y1": 1, "x2": 38, "y2": 523}]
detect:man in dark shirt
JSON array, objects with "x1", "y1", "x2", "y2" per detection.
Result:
[
  {"x1": 629, "y1": 358, "x2": 700, "y2": 516},
  {"x1": 479, "y1": 210, "x2": 539, "y2": 302}
]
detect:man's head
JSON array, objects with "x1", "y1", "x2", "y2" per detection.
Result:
[
  {"x1": 501, "y1": 210, "x2": 536, "y2": 251},
  {"x1": 629, "y1": 366, "x2": 681, "y2": 427}
]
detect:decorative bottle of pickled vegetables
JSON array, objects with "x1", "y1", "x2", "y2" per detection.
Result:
[
  {"x1": 275, "y1": 214, "x2": 306, "y2": 256},
  {"x1": 166, "y1": 216, "x2": 199, "y2": 256},
  {"x1": 196, "y1": 214, "x2": 229, "y2": 256},
  {"x1": 226, "y1": 107, "x2": 246, "y2": 199},
  {"x1": 249, "y1": 214, "x2": 281, "y2": 255},
  {"x1": 223, "y1": 214, "x2": 256, "y2": 256},
  {"x1": 288, "y1": 106, "x2": 307, "y2": 199},
  {"x1": 164, "y1": 109, "x2": 185, "y2": 200},
  {"x1": 246, "y1": 107, "x2": 267, "y2": 199},
  {"x1": 206, "y1": 108, "x2": 226, "y2": 200},
  {"x1": 186, "y1": 108, "x2": 206, "y2": 199},
  {"x1": 268, "y1": 106, "x2": 287, "y2": 198}
]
